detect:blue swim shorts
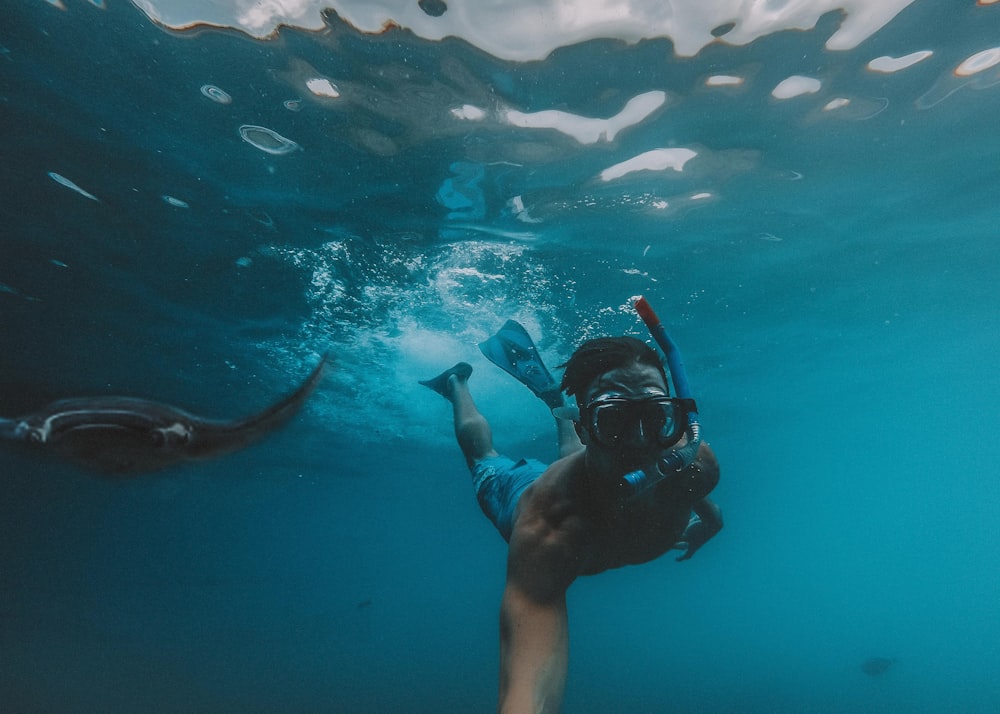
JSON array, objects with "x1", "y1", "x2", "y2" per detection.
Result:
[{"x1": 472, "y1": 455, "x2": 548, "y2": 542}]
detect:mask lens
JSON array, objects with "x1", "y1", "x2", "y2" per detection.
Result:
[
  {"x1": 591, "y1": 403, "x2": 631, "y2": 444},
  {"x1": 588, "y1": 398, "x2": 683, "y2": 448},
  {"x1": 641, "y1": 400, "x2": 678, "y2": 443}
]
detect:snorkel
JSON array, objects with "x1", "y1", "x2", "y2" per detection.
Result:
[{"x1": 620, "y1": 296, "x2": 703, "y2": 497}]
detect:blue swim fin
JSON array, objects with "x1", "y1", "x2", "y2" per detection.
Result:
[{"x1": 479, "y1": 320, "x2": 563, "y2": 407}]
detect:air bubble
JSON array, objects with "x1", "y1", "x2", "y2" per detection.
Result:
[
  {"x1": 200, "y1": 84, "x2": 232, "y2": 104},
  {"x1": 239, "y1": 125, "x2": 300, "y2": 155}
]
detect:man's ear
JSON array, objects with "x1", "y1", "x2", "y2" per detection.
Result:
[{"x1": 574, "y1": 421, "x2": 590, "y2": 445}]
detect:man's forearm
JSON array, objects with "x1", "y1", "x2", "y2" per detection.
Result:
[{"x1": 499, "y1": 587, "x2": 570, "y2": 713}]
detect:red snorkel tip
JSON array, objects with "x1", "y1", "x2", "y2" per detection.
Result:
[{"x1": 633, "y1": 295, "x2": 660, "y2": 328}]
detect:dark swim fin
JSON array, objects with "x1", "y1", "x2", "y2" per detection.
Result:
[{"x1": 479, "y1": 320, "x2": 563, "y2": 407}]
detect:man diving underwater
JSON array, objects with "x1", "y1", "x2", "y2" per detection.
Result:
[{"x1": 421, "y1": 303, "x2": 722, "y2": 713}]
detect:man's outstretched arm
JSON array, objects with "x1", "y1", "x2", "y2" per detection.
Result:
[
  {"x1": 498, "y1": 507, "x2": 582, "y2": 714},
  {"x1": 498, "y1": 581, "x2": 569, "y2": 714}
]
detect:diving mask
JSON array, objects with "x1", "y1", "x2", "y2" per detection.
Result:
[{"x1": 581, "y1": 393, "x2": 692, "y2": 450}]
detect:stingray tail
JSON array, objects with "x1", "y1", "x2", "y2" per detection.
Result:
[{"x1": 186, "y1": 354, "x2": 328, "y2": 459}]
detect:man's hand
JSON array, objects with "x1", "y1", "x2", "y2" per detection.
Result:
[
  {"x1": 673, "y1": 498, "x2": 723, "y2": 561},
  {"x1": 672, "y1": 539, "x2": 695, "y2": 561}
]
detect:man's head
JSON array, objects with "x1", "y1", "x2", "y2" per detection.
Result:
[
  {"x1": 561, "y1": 337, "x2": 682, "y2": 474},
  {"x1": 560, "y1": 336, "x2": 667, "y2": 402}
]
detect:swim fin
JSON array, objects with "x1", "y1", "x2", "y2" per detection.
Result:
[
  {"x1": 419, "y1": 361, "x2": 472, "y2": 398},
  {"x1": 478, "y1": 320, "x2": 563, "y2": 407}
]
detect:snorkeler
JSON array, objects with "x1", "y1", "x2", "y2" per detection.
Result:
[{"x1": 420, "y1": 299, "x2": 722, "y2": 713}]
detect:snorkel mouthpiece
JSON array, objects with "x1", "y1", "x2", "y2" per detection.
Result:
[{"x1": 621, "y1": 296, "x2": 703, "y2": 497}]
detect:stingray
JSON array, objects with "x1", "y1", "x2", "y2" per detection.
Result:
[
  {"x1": 0, "y1": 356, "x2": 327, "y2": 474},
  {"x1": 861, "y1": 656, "x2": 896, "y2": 676}
]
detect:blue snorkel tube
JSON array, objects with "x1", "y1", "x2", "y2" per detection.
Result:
[{"x1": 620, "y1": 296, "x2": 703, "y2": 496}]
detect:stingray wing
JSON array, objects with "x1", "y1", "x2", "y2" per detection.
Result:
[
  {"x1": 5, "y1": 354, "x2": 326, "y2": 474},
  {"x1": 184, "y1": 354, "x2": 328, "y2": 459}
]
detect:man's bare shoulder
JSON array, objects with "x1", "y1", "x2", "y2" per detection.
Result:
[
  {"x1": 507, "y1": 454, "x2": 592, "y2": 593},
  {"x1": 517, "y1": 452, "x2": 586, "y2": 519},
  {"x1": 511, "y1": 454, "x2": 592, "y2": 544}
]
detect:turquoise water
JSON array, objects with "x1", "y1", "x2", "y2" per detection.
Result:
[{"x1": 2, "y1": 1, "x2": 999, "y2": 711}]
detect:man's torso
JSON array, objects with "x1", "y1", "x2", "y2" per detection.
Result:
[{"x1": 513, "y1": 450, "x2": 697, "y2": 576}]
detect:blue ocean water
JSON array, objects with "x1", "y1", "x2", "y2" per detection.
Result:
[{"x1": 2, "y1": 1, "x2": 999, "y2": 711}]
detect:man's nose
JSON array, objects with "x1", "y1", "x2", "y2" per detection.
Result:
[{"x1": 622, "y1": 420, "x2": 653, "y2": 448}]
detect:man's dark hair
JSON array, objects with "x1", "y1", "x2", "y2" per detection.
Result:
[{"x1": 559, "y1": 336, "x2": 666, "y2": 400}]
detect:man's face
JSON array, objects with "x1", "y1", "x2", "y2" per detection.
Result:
[{"x1": 578, "y1": 362, "x2": 670, "y2": 475}]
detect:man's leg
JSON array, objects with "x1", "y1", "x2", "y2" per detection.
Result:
[
  {"x1": 555, "y1": 416, "x2": 583, "y2": 459},
  {"x1": 448, "y1": 373, "x2": 499, "y2": 469},
  {"x1": 420, "y1": 362, "x2": 498, "y2": 469},
  {"x1": 454, "y1": 386, "x2": 580, "y2": 463},
  {"x1": 421, "y1": 361, "x2": 554, "y2": 541}
]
